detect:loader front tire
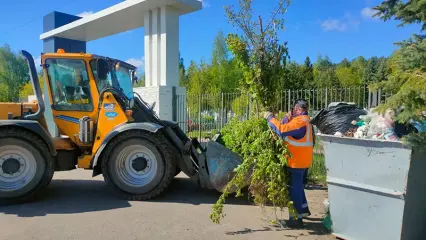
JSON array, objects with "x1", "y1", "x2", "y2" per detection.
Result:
[
  {"x1": 102, "y1": 130, "x2": 176, "y2": 200},
  {"x1": 0, "y1": 128, "x2": 54, "y2": 204}
]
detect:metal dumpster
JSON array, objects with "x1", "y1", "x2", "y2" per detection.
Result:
[{"x1": 319, "y1": 135, "x2": 426, "y2": 240}]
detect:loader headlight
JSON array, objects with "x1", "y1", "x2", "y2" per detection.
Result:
[{"x1": 129, "y1": 97, "x2": 135, "y2": 109}]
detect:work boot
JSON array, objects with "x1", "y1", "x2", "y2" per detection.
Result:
[
  {"x1": 302, "y1": 207, "x2": 311, "y2": 217},
  {"x1": 286, "y1": 218, "x2": 304, "y2": 229}
]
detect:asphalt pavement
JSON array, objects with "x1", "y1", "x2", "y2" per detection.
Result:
[{"x1": 0, "y1": 169, "x2": 333, "y2": 240}]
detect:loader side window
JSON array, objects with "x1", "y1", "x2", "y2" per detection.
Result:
[
  {"x1": 90, "y1": 60, "x2": 112, "y2": 93},
  {"x1": 45, "y1": 58, "x2": 93, "y2": 112}
]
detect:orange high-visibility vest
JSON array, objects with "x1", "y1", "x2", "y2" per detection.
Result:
[{"x1": 285, "y1": 115, "x2": 314, "y2": 168}]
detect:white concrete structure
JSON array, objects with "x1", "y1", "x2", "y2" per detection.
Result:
[{"x1": 40, "y1": 0, "x2": 201, "y2": 124}]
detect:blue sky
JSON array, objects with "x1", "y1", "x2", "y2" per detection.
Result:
[{"x1": 0, "y1": 0, "x2": 421, "y2": 71}]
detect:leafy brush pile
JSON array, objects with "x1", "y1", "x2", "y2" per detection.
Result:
[{"x1": 209, "y1": 117, "x2": 297, "y2": 224}]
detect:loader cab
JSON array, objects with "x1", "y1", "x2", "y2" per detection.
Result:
[{"x1": 41, "y1": 50, "x2": 137, "y2": 147}]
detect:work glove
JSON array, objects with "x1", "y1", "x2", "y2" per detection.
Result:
[{"x1": 263, "y1": 111, "x2": 273, "y2": 119}]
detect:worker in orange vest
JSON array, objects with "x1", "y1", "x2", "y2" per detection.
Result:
[{"x1": 264, "y1": 99, "x2": 314, "y2": 228}]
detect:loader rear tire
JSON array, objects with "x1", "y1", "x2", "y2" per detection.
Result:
[
  {"x1": 0, "y1": 128, "x2": 54, "y2": 205},
  {"x1": 102, "y1": 130, "x2": 176, "y2": 200}
]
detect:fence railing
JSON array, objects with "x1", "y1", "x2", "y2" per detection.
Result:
[{"x1": 175, "y1": 85, "x2": 391, "y2": 140}]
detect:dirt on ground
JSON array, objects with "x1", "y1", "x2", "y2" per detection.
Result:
[{"x1": 0, "y1": 170, "x2": 334, "y2": 240}]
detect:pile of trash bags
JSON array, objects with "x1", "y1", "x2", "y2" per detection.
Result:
[
  {"x1": 310, "y1": 102, "x2": 425, "y2": 141},
  {"x1": 310, "y1": 102, "x2": 367, "y2": 136}
]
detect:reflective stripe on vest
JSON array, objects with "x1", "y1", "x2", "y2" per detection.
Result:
[{"x1": 284, "y1": 117, "x2": 313, "y2": 147}]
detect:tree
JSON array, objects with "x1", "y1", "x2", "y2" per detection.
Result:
[
  {"x1": 374, "y1": 0, "x2": 426, "y2": 31},
  {"x1": 301, "y1": 56, "x2": 314, "y2": 89},
  {"x1": 372, "y1": 0, "x2": 426, "y2": 147},
  {"x1": 19, "y1": 74, "x2": 44, "y2": 99},
  {"x1": 375, "y1": 57, "x2": 389, "y2": 83},
  {"x1": 335, "y1": 57, "x2": 363, "y2": 87},
  {"x1": 363, "y1": 57, "x2": 389, "y2": 83},
  {"x1": 209, "y1": 30, "x2": 240, "y2": 95},
  {"x1": 212, "y1": 30, "x2": 229, "y2": 66},
  {"x1": 186, "y1": 60, "x2": 210, "y2": 117},
  {"x1": 350, "y1": 56, "x2": 367, "y2": 84},
  {"x1": 178, "y1": 52, "x2": 187, "y2": 87},
  {"x1": 184, "y1": 31, "x2": 242, "y2": 118},
  {"x1": 371, "y1": 35, "x2": 426, "y2": 122},
  {"x1": 336, "y1": 65, "x2": 360, "y2": 87},
  {"x1": 210, "y1": 0, "x2": 297, "y2": 226},
  {"x1": 363, "y1": 57, "x2": 379, "y2": 83},
  {"x1": 224, "y1": 0, "x2": 291, "y2": 111},
  {"x1": 286, "y1": 61, "x2": 304, "y2": 89},
  {"x1": 0, "y1": 44, "x2": 29, "y2": 102},
  {"x1": 339, "y1": 58, "x2": 350, "y2": 68},
  {"x1": 313, "y1": 55, "x2": 339, "y2": 88},
  {"x1": 133, "y1": 73, "x2": 145, "y2": 88}
]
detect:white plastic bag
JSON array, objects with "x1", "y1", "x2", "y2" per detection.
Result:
[{"x1": 366, "y1": 109, "x2": 399, "y2": 141}]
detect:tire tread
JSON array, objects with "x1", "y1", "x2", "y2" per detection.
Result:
[
  {"x1": 101, "y1": 130, "x2": 176, "y2": 201},
  {"x1": 0, "y1": 126, "x2": 55, "y2": 204}
]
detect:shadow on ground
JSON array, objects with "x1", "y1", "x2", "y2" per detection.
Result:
[
  {"x1": 0, "y1": 176, "x2": 252, "y2": 217},
  {"x1": 225, "y1": 218, "x2": 330, "y2": 238},
  {"x1": 305, "y1": 185, "x2": 328, "y2": 191}
]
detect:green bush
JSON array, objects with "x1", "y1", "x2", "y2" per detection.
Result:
[
  {"x1": 202, "y1": 115, "x2": 214, "y2": 122},
  {"x1": 210, "y1": 117, "x2": 297, "y2": 224}
]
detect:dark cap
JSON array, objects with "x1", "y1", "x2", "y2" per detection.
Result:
[{"x1": 294, "y1": 99, "x2": 309, "y2": 110}]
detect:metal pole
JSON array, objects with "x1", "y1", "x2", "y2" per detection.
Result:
[
  {"x1": 288, "y1": 90, "x2": 291, "y2": 112},
  {"x1": 172, "y1": 86, "x2": 177, "y2": 121},
  {"x1": 325, "y1": 88, "x2": 328, "y2": 108},
  {"x1": 246, "y1": 93, "x2": 250, "y2": 121},
  {"x1": 198, "y1": 94, "x2": 202, "y2": 141},
  {"x1": 220, "y1": 92, "x2": 224, "y2": 130}
]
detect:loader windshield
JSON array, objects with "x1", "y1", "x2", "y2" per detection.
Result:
[
  {"x1": 113, "y1": 62, "x2": 134, "y2": 99},
  {"x1": 90, "y1": 58, "x2": 135, "y2": 100}
]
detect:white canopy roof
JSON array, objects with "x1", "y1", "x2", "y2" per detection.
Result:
[{"x1": 40, "y1": 0, "x2": 202, "y2": 42}]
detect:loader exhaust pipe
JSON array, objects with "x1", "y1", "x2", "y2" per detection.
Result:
[{"x1": 21, "y1": 50, "x2": 45, "y2": 120}]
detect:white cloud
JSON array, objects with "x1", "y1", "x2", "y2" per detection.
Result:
[
  {"x1": 361, "y1": 7, "x2": 379, "y2": 20},
  {"x1": 126, "y1": 56, "x2": 145, "y2": 70},
  {"x1": 320, "y1": 13, "x2": 360, "y2": 32},
  {"x1": 77, "y1": 11, "x2": 94, "y2": 18},
  {"x1": 321, "y1": 19, "x2": 348, "y2": 32}
]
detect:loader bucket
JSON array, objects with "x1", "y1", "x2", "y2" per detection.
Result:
[{"x1": 205, "y1": 141, "x2": 244, "y2": 192}]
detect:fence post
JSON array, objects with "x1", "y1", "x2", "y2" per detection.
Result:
[
  {"x1": 367, "y1": 87, "x2": 371, "y2": 109},
  {"x1": 198, "y1": 94, "x2": 202, "y2": 141},
  {"x1": 220, "y1": 92, "x2": 224, "y2": 130},
  {"x1": 172, "y1": 86, "x2": 177, "y2": 121},
  {"x1": 287, "y1": 90, "x2": 291, "y2": 112},
  {"x1": 325, "y1": 88, "x2": 328, "y2": 108},
  {"x1": 246, "y1": 94, "x2": 251, "y2": 120}
]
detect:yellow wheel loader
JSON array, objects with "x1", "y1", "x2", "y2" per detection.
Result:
[{"x1": 0, "y1": 50, "x2": 242, "y2": 204}]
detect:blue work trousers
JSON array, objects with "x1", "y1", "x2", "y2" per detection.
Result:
[{"x1": 288, "y1": 167, "x2": 309, "y2": 219}]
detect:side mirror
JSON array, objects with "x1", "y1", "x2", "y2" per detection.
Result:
[{"x1": 96, "y1": 59, "x2": 109, "y2": 80}]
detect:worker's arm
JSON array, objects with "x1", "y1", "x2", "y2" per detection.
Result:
[{"x1": 267, "y1": 115, "x2": 306, "y2": 139}]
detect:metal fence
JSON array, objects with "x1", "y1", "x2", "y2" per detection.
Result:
[{"x1": 175, "y1": 84, "x2": 390, "y2": 140}]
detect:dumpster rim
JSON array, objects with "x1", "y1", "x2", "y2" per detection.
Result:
[{"x1": 317, "y1": 134, "x2": 409, "y2": 149}]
